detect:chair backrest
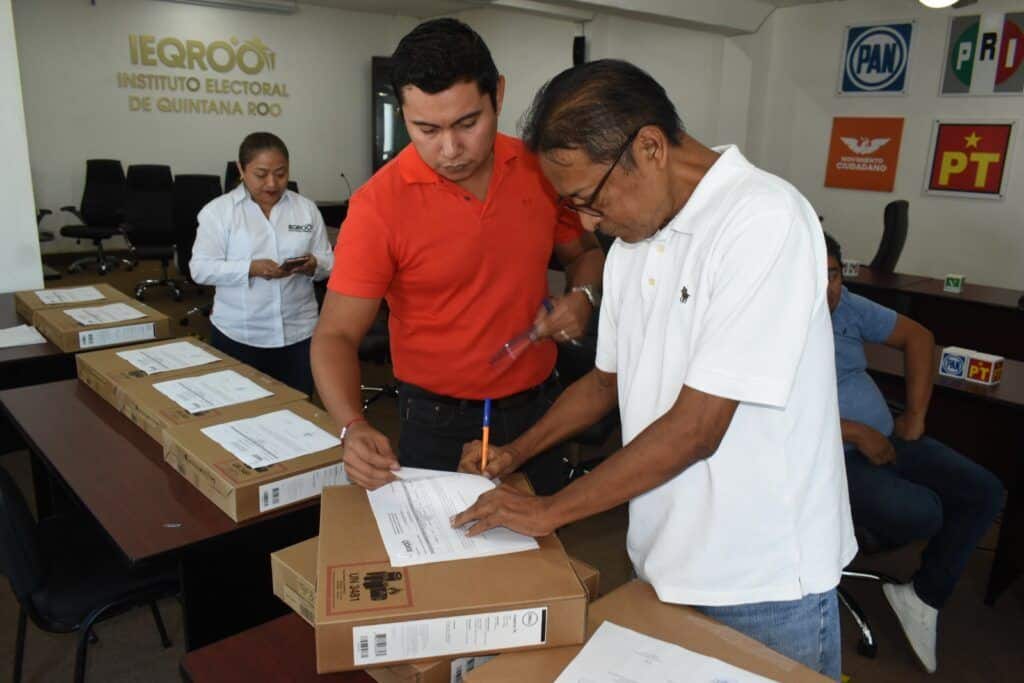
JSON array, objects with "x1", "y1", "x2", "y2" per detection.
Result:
[
  {"x1": 870, "y1": 200, "x2": 909, "y2": 273},
  {"x1": 79, "y1": 159, "x2": 126, "y2": 227},
  {"x1": 287, "y1": 180, "x2": 299, "y2": 193},
  {"x1": 0, "y1": 468, "x2": 45, "y2": 602},
  {"x1": 224, "y1": 161, "x2": 240, "y2": 193},
  {"x1": 124, "y1": 164, "x2": 175, "y2": 246},
  {"x1": 173, "y1": 174, "x2": 222, "y2": 280}
]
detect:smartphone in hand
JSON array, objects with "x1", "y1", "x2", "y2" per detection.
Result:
[{"x1": 280, "y1": 255, "x2": 310, "y2": 272}]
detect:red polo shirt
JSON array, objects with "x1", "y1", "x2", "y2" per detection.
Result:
[{"x1": 328, "y1": 133, "x2": 582, "y2": 399}]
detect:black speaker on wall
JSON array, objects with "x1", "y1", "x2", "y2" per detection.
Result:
[{"x1": 573, "y1": 35, "x2": 586, "y2": 65}]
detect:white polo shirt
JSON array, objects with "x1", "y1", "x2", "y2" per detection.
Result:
[
  {"x1": 190, "y1": 185, "x2": 334, "y2": 348},
  {"x1": 596, "y1": 145, "x2": 856, "y2": 606}
]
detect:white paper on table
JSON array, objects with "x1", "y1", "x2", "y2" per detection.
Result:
[
  {"x1": 152, "y1": 369, "x2": 274, "y2": 414},
  {"x1": 555, "y1": 622, "x2": 777, "y2": 683},
  {"x1": 200, "y1": 409, "x2": 341, "y2": 468},
  {"x1": 0, "y1": 325, "x2": 48, "y2": 349},
  {"x1": 33, "y1": 286, "x2": 103, "y2": 305},
  {"x1": 63, "y1": 303, "x2": 146, "y2": 326},
  {"x1": 368, "y1": 471, "x2": 538, "y2": 567},
  {"x1": 116, "y1": 341, "x2": 221, "y2": 375}
]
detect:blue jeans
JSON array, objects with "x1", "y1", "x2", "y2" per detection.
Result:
[
  {"x1": 696, "y1": 589, "x2": 841, "y2": 680},
  {"x1": 845, "y1": 436, "x2": 1004, "y2": 608}
]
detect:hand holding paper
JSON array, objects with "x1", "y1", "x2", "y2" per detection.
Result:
[{"x1": 451, "y1": 481, "x2": 558, "y2": 539}]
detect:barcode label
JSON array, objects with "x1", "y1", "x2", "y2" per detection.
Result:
[
  {"x1": 257, "y1": 462, "x2": 347, "y2": 512},
  {"x1": 352, "y1": 606, "x2": 547, "y2": 665},
  {"x1": 451, "y1": 655, "x2": 495, "y2": 683},
  {"x1": 78, "y1": 323, "x2": 155, "y2": 349}
]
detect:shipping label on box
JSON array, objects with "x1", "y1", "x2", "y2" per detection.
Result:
[
  {"x1": 14, "y1": 284, "x2": 130, "y2": 324},
  {"x1": 33, "y1": 300, "x2": 171, "y2": 352}
]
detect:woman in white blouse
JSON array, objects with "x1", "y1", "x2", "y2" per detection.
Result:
[{"x1": 190, "y1": 132, "x2": 333, "y2": 394}]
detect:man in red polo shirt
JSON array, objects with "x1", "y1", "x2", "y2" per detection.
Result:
[{"x1": 311, "y1": 18, "x2": 604, "y2": 494}]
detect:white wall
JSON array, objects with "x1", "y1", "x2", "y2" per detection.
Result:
[
  {"x1": 0, "y1": 0, "x2": 41, "y2": 293},
  {"x1": 14, "y1": 0, "x2": 415, "y2": 251},
  {"x1": 736, "y1": 0, "x2": 1024, "y2": 290},
  {"x1": 456, "y1": 8, "x2": 750, "y2": 148}
]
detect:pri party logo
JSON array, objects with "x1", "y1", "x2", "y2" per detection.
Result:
[
  {"x1": 840, "y1": 23, "x2": 913, "y2": 94},
  {"x1": 942, "y1": 13, "x2": 1024, "y2": 95}
]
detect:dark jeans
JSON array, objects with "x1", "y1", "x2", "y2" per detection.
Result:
[
  {"x1": 209, "y1": 325, "x2": 314, "y2": 396},
  {"x1": 845, "y1": 436, "x2": 1005, "y2": 608},
  {"x1": 397, "y1": 376, "x2": 569, "y2": 495}
]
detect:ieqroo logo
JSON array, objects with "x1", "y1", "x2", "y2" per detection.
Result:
[{"x1": 129, "y1": 35, "x2": 276, "y2": 75}]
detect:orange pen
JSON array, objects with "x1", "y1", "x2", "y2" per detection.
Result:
[{"x1": 481, "y1": 398, "x2": 492, "y2": 474}]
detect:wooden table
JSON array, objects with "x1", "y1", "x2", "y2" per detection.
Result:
[
  {"x1": 865, "y1": 344, "x2": 1024, "y2": 604},
  {"x1": 181, "y1": 614, "x2": 373, "y2": 683},
  {"x1": 0, "y1": 380, "x2": 320, "y2": 650},
  {"x1": 0, "y1": 293, "x2": 75, "y2": 391},
  {"x1": 846, "y1": 269, "x2": 1024, "y2": 362}
]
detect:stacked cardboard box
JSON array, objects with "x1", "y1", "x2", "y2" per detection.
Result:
[
  {"x1": 464, "y1": 580, "x2": 831, "y2": 682},
  {"x1": 34, "y1": 298, "x2": 171, "y2": 352},
  {"x1": 270, "y1": 535, "x2": 599, "y2": 683},
  {"x1": 14, "y1": 284, "x2": 131, "y2": 324},
  {"x1": 312, "y1": 478, "x2": 589, "y2": 674}
]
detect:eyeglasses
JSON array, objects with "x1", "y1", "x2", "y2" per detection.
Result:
[{"x1": 558, "y1": 127, "x2": 643, "y2": 218}]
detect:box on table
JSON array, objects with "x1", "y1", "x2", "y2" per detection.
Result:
[
  {"x1": 464, "y1": 580, "x2": 831, "y2": 683},
  {"x1": 314, "y1": 477, "x2": 588, "y2": 673},
  {"x1": 14, "y1": 284, "x2": 131, "y2": 324},
  {"x1": 270, "y1": 534, "x2": 599, "y2": 683},
  {"x1": 33, "y1": 299, "x2": 171, "y2": 352},
  {"x1": 76, "y1": 338, "x2": 240, "y2": 408},
  {"x1": 102, "y1": 362, "x2": 304, "y2": 445},
  {"x1": 164, "y1": 400, "x2": 345, "y2": 522},
  {"x1": 939, "y1": 346, "x2": 1004, "y2": 386}
]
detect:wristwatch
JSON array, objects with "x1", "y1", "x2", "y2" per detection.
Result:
[{"x1": 572, "y1": 284, "x2": 600, "y2": 309}]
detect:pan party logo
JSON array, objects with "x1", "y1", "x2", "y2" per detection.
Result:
[{"x1": 129, "y1": 35, "x2": 276, "y2": 75}]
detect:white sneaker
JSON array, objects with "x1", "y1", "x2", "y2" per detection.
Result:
[{"x1": 883, "y1": 582, "x2": 938, "y2": 673}]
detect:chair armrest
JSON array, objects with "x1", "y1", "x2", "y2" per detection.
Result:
[{"x1": 60, "y1": 205, "x2": 83, "y2": 221}]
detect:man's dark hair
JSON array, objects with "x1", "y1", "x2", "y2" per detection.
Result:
[
  {"x1": 824, "y1": 232, "x2": 842, "y2": 263},
  {"x1": 390, "y1": 18, "x2": 499, "y2": 110},
  {"x1": 522, "y1": 59, "x2": 685, "y2": 165},
  {"x1": 238, "y1": 132, "x2": 289, "y2": 169}
]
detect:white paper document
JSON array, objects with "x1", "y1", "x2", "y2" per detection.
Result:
[
  {"x1": 368, "y1": 471, "x2": 538, "y2": 567},
  {"x1": 152, "y1": 369, "x2": 273, "y2": 414},
  {"x1": 78, "y1": 323, "x2": 155, "y2": 349},
  {"x1": 116, "y1": 341, "x2": 220, "y2": 375},
  {"x1": 555, "y1": 622, "x2": 776, "y2": 683},
  {"x1": 0, "y1": 325, "x2": 48, "y2": 349},
  {"x1": 33, "y1": 286, "x2": 104, "y2": 305},
  {"x1": 200, "y1": 409, "x2": 341, "y2": 468},
  {"x1": 63, "y1": 303, "x2": 146, "y2": 326}
]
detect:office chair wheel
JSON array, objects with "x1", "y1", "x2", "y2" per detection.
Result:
[
  {"x1": 172, "y1": 289, "x2": 183, "y2": 302},
  {"x1": 857, "y1": 639, "x2": 877, "y2": 658}
]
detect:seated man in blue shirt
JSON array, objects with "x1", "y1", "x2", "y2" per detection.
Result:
[{"x1": 825, "y1": 233, "x2": 1003, "y2": 674}]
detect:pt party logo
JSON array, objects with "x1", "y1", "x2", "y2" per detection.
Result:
[{"x1": 924, "y1": 121, "x2": 1016, "y2": 199}]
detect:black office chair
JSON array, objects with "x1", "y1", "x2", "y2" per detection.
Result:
[
  {"x1": 59, "y1": 159, "x2": 129, "y2": 275},
  {"x1": 359, "y1": 305, "x2": 399, "y2": 410},
  {"x1": 37, "y1": 209, "x2": 61, "y2": 281},
  {"x1": 123, "y1": 165, "x2": 182, "y2": 301},
  {"x1": 838, "y1": 528, "x2": 901, "y2": 658},
  {"x1": 869, "y1": 200, "x2": 909, "y2": 274},
  {"x1": 0, "y1": 468, "x2": 178, "y2": 683},
  {"x1": 173, "y1": 174, "x2": 222, "y2": 295},
  {"x1": 224, "y1": 161, "x2": 240, "y2": 193}
]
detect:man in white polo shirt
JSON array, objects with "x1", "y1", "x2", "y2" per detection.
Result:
[{"x1": 453, "y1": 59, "x2": 855, "y2": 679}]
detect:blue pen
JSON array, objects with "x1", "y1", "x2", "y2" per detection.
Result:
[{"x1": 481, "y1": 399, "x2": 492, "y2": 472}]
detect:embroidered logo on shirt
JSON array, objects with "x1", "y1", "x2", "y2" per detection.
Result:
[
  {"x1": 288, "y1": 224, "x2": 313, "y2": 232},
  {"x1": 680, "y1": 287, "x2": 690, "y2": 303}
]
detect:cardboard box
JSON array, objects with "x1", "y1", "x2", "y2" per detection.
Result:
[
  {"x1": 33, "y1": 299, "x2": 172, "y2": 352},
  {"x1": 107, "y1": 362, "x2": 305, "y2": 445},
  {"x1": 314, "y1": 478, "x2": 588, "y2": 673},
  {"x1": 164, "y1": 400, "x2": 345, "y2": 522},
  {"x1": 270, "y1": 536, "x2": 599, "y2": 683},
  {"x1": 464, "y1": 580, "x2": 831, "y2": 682},
  {"x1": 14, "y1": 284, "x2": 131, "y2": 324},
  {"x1": 570, "y1": 558, "x2": 600, "y2": 601},
  {"x1": 76, "y1": 338, "x2": 240, "y2": 408}
]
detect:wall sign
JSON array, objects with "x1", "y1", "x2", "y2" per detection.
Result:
[
  {"x1": 941, "y1": 13, "x2": 1024, "y2": 96},
  {"x1": 824, "y1": 116, "x2": 904, "y2": 192},
  {"x1": 923, "y1": 120, "x2": 1016, "y2": 199},
  {"x1": 117, "y1": 34, "x2": 290, "y2": 118},
  {"x1": 838, "y1": 22, "x2": 913, "y2": 95}
]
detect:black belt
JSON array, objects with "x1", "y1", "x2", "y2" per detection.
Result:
[{"x1": 400, "y1": 374, "x2": 558, "y2": 412}]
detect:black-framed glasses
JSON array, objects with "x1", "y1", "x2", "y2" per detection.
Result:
[{"x1": 558, "y1": 127, "x2": 643, "y2": 218}]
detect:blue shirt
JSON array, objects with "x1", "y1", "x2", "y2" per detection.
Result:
[{"x1": 831, "y1": 287, "x2": 898, "y2": 448}]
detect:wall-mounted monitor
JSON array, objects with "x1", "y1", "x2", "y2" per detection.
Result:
[{"x1": 372, "y1": 56, "x2": 411, "y2": 172}]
